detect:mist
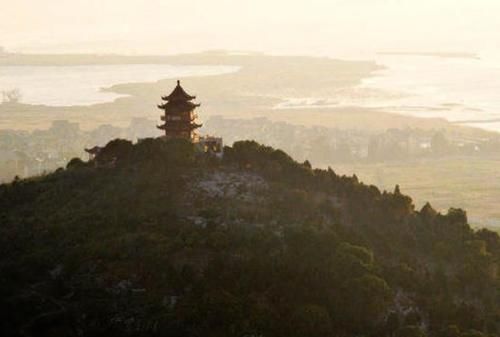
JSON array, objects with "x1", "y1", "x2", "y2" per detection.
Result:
[
  {"x1": 2, "y1": 0, "x2": 500, "y2": 56},
  {"x1": 3, "y1": 1, "x2": 500, "y2": 336}
]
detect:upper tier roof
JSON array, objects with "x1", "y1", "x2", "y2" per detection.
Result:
[
  {"x1": 162, "y1": 80, "x2": 196, "y2": 101},
  {"x1": 157, "y1": 100, "x2": 200, "y2": 111}
]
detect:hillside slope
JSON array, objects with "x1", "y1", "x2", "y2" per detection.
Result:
[{"x1": 0, "y1": 138, "x2": 499, "y2": 337}]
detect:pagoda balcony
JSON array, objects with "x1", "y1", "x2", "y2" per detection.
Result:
[
  {"x1": 157, "y1": 122, "x2": 202, "y2": 131},
  {"x1": 161, "y1": 115, "x2": 186, "y2": 122}
]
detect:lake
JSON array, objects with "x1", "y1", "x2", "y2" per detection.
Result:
[
  {"x1": 3, "y1": 57, "x2": 500, "y2": 133},
  {"x1": 0, "y1": 64, "x2": 239, "y2": 106},
  {"x1": 277, "y1": 52, "x2": 500, "y2": 133},
  {"x1": 360, "y1": 53, "x2": 500, "y2": 132}
]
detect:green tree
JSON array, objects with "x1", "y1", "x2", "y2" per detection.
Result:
[{"x1": 289, "y1": 304, "x2": 333, "y2": 337}]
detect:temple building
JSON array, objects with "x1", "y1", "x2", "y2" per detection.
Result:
[
  {"x1": 157, "y1": 80, "x2": 202, "y2": 142},
  {"x1": 156, "y1": 80, "x2": 223, "y2": 156},
  {"x1": 84, "y1": 146, "x2": 102, "y2": 160},
  {"x1": 83, "y1": 81, "x2": 223, "y2": 165}
]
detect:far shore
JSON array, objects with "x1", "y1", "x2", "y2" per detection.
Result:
[
  {"x1": 378, "y1": 51, "x2": 480, "y2": 60},
  {"x1": 0, "y1": 51, "x2": 495, "y2": 141}
]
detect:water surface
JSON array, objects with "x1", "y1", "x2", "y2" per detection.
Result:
[{"x1": 0, "y1": 64, "x2": 238, "y2": 106}]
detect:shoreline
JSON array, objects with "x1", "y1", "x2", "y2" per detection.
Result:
[{"x1": 0, "y1": 51, "x2": 496, "y2": 139}]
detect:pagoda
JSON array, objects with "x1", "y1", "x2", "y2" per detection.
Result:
[{"x1": 157, "y1": 80, "x2": 202, "y2": 141}]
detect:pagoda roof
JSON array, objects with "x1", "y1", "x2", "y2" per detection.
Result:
[
  {"x1": 162, "y1": 80, "x2": 196, "y2": 101},
  {"x1": 157, "y1": 122, "x2": 202, "y2": 131},
  {"x1": 85, "y1": 146, "x2": 103, "y2": 155},
  {"x1": 158, "y1": 101, "x2": 200, "y2": 110}
]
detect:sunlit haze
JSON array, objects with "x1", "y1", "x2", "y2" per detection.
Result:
[
  {"x1": 2, "y1": 0, "x2": 500, "y2": 56},
  {"x1": 3, "y1": 2, "x2": 500, "y2": 335}
]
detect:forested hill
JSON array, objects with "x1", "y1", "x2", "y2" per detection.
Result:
[{"x1": 0, "y1": 138, "x2": 499, "y2": 337}]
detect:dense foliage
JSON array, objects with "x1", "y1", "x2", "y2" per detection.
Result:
[{"x1": 0, "y1": 138, "x2": 498, "y2": 337}]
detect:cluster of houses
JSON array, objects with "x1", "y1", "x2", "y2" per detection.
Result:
[{"x1": 2, "y1": 80, "x2": 499, "y2": 181}]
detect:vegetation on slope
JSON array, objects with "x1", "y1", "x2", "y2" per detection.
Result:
[{"x1": 0, "y1": 138, "x2": 498, "y2": 337}]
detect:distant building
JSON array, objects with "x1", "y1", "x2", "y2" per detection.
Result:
[
  {"x1": 84, "y1": 146, "x2": 102, "y2": 160},
  {"x1": 157, "y1": 81, "x2": 223, "y2": 155},
  {"x1": 198, "y1": 135, "x2": 224, "y2": 157},
  {"x1": 83, "y1": 81, "x2": 223, "y2": 162},
  {"x1": 51, "y1": 120, "x2": 80, "y2": 136},
  {"x1": 157, "y1": 80, "x2": 202, "y2": 142}
]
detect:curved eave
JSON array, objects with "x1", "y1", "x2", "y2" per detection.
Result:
[
  {"x1": 157, "y1": 123, "x2": 203, "y2": 131},
  {"x1": 161, "y1": 95, "x2": 196, "y2": 101},
  {"x1": 158, "y1": 102, "x2": 201, "y2": 110}
]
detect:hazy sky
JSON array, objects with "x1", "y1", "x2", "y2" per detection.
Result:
[{"x1": 2, "y1": 0, "x2": 499, "y2": 56}]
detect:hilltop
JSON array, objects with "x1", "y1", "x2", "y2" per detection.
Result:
[
  {"x1": 3, "y1": 51, "x2": 500, "y2": 231},
  {"x1": 0, "y1": 138, "x2": 499, "y2": 337}
]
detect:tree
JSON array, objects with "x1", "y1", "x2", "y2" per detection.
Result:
[
  {"x1": 440, "y1": 325, "x2": 461, "y2": 337},
  {"x1": 460, "y1": 330, "x2": 486, "y2": 337},
  {"x1": 344, "y1": 274, "x2": 393, "y2": 328},
  {"x1": 2, "y1": 89, "x2": 22, "y2": 104},
  {"x1": 420, "y1": 202, "x2": 438, "y2": 223},
  {"x1": 397, "y1": 325, "x2": 426, "y2": 337},
  {"x1": 289, "y1": 304, "x2": 333, "y2": 337},
  {"x1": 95, "y1": 138, "x2": 133, "y2": 165},
  {"x1": 66, "y1": 157, "x2": 86, "y2": 169},
  {"x1": 431, "y1": 131, "x2": 450, "y2": 154}
]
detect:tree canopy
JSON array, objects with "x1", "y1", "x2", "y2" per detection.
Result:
[{"x1": 0, "y1": 139, "x2": 498, "y2": 337}]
